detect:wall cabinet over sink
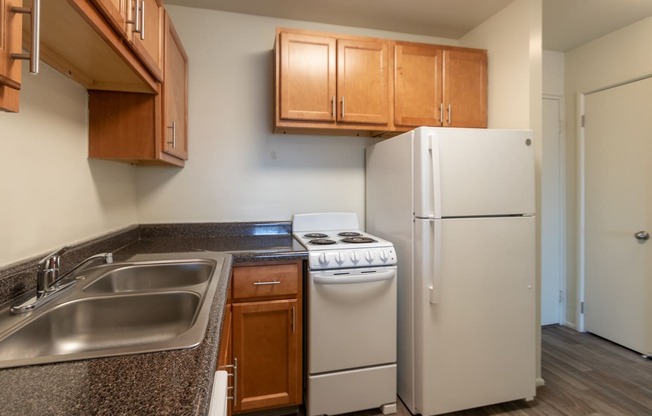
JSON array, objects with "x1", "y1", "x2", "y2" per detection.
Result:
[
  {"x1": 91, "y1": 0, "x2": 164, "y2": 81},
  {"x1": 274, "y1": 28, "x2": 488, "y2": 136},
  {"x1": 88, "y1": 11, "x2": 188, "y2": 167}
]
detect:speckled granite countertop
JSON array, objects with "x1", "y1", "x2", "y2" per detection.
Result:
[{"x1": 0, "y1": 222, "x2": 308, "y2": 416}]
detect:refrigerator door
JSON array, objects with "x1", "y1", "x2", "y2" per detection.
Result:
[
  {"x1": 413, "y1": 127, "x2": 535, "y2": 219},
  {"x1": 413, "y1": 216, "x2": 536, "y2": 415}
]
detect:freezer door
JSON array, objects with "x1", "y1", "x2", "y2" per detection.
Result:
[
  {"x1": 413, "y1": 127, "x2": 535, "y2": 218},
  {"x1": 413, "y1": 216, "x2": 536, "y2": 415}
]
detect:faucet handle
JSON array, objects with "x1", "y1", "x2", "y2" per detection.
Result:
[{"x1": 37, "y1": 246, "x2": 69, "y2": 272}]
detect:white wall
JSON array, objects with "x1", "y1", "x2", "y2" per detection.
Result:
[
  {"x1": 0, "y1": 64, "x2": 137, "y2": 267},
  {"x1": 564, "y1": 15, "x2": 652, "y2": 327},
  {"x1": 136, "y1": 7, "x2": 457, "y2": 226},
  {"x1": 543, "y1": 50, "x2": 565, "y2": 96},
  {"x1": 460, "y1": 0, "x2": 542, "y2": 132}
]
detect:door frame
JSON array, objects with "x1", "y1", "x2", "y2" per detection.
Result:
[{"x1": 542, "y1": 94, "x2": 567, "y2": 326}]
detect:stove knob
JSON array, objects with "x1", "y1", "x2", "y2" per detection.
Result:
[
  {"x1": 318, "y1": 253, "x2": 330, "y2": 266},
  {"x1": 351, "y1": 251, "x2": 360, "y2": 264},
  {"x1": 365, "y1": 250, "x2": 374, "y2": 263},
  {"x1": 335, "y1": 252, "x2": 344, "y2": 266},
  {"x1": 379, "y1": 250, "x2": 389, "y2": 262}
]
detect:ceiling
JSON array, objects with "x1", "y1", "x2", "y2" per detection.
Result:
[{"x1": 165, "y1": 0, "x2": 652, "y2": 52}]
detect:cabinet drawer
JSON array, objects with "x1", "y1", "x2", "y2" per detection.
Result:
[{"x1": 233, "y1": 263, "x2": 300, "y2": 300}]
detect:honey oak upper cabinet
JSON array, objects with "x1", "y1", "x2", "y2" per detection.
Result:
[
  {"x1": 89, "y1": 0, "x2": 129, "y2": 37},
  {"x1": 91, "y1": 0, "x2": 163, "y2": 81},
  {"x1": 394, "y1": 41, "x2": 487, "y2": 129},
  {"x1": 394, "y1": 42, "x2": 443, "y2": 127},
  {"x1": 161, "y1": 11, "x2": 188, "y2": 160},
  {"x1": 394, "y1": 42, "x2": 487, "y2": 127},
  {"x1": 0, "y1": 0, "x2": 23, "y2": 112},
  {"x1": 88, "y1": 11, "x2": 188, "y2": 167},
  {"x1": 442, "y1": 48, "x2": 487, "y2": 128},
  {"x1": 275, "y1": 29, "x2": 391, "y2": 133},
  {"x1": 128, "y1": 0, "x2": 163, "y2": 81}
]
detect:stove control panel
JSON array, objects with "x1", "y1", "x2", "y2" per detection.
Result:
[{"x1": 309, "y1": 247, "x2": 397, "y2": 270}]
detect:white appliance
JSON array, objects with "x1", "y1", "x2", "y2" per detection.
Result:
[
  {"x1": 292, "y1": 213, "x2": 398, "y2": 416},
  {"x1": 366, "y1": 127, "x2": 536, "y2": 415}
]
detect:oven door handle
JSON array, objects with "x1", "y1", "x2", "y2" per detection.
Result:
[{"x1": 313, "y1": 269, "x2": 395, "y2": 285}]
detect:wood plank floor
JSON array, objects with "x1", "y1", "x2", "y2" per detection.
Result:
[{"x1": 346, "y1": 325, "x2": 652, "y2": 416}]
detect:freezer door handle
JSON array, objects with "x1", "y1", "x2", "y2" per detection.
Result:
[
  {"x1": 429, "y1": 135, "x2": 443, "y2": 219},
  {"x1": 313, "y1": 269, "x2": 395, "y2": 285},
  {"x1": 428, "y1": 220, "x2": 443, "y2": 304}
]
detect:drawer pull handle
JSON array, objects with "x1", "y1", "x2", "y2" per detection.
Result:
[{"x1": 253, "y1": 280, "x2": 281, "y2": 286}]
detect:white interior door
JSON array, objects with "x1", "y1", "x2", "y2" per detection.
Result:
[
  {"x1": 541, "y1": 98, "x2": 564, "y2": 325},
  {"x1": 584, "y1": 77, "x2": 652, "y2": 355}
]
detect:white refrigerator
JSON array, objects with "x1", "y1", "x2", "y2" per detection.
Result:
[{"x1": 366, "y1": 127, "x2": 536, "y2": 415}]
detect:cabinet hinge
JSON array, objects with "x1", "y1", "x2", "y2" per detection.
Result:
[
  {"x1": 580, "y1": 301, "x2": 585, "y2": 314},
  {"x1": 558, "y1": 290, "x2": 563, "y2": 303},
  {"x1": 581, "y1": 114, "x2": 586, "y2": 128}
]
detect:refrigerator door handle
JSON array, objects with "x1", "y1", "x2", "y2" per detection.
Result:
[
  {"x1": 428, "y1": 219, "x2": 443, "y2": 304},
  {"x1": 428, "y1": 135, "x2": 443, "y2": 219}
]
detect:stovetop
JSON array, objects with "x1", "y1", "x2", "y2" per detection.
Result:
[
  {"x1": 292, "y1": 213, "x2": 396, "y2": 270},
  {"x1": 293, "y1": 230, "x2": 394, "y2": 251}
]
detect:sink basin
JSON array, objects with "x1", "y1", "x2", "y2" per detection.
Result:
[
  {"x1": 83, "y1": 261, "x2": 214, "y2": 294},
  {"x1": 0, "y1": 252, "x2": 228, "y2": 369},
  {"x1": 0, "y1": 293, "x2": 200, "y2": 363}
]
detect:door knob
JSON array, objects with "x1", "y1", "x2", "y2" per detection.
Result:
[{"x1": 635, "y1": 231, "x2": 650, "y2": 241}]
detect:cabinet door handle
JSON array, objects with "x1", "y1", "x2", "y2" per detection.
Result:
[
  {"x1": 140, "y1": 0, "x2": 145, "y2": 41},
  {"x1": 128, "y1": 0, "x2": 143, "y2": 35},
  {"x1": 341, "y1": 96, "x2": 345, "y2": 118},
  {"x1": 439, "y1": 103, "x2": 443, "y2": 125},
  {"x1": 331, "y1": 96, "x2": 335, "y2": 118},
  {"x1": 167, "y1": 121, "x2": 177, "y2": 148},
  {"x1": 11, "y1": 0, "x2": 40, "y2": 74},
  {"x1": 224, "y1": 358, "x2": 238, "y2": 403},
  {"x1": 253, "y1": 280, "x2": 281, "y2": 286},
  {"x1": 447, "y1": 104, "x2": 452, "y2": 125},
  {"x1": 291, "y1": 306, "x2": 296, "y2": 334}
]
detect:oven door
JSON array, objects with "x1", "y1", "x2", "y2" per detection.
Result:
[{"x1": 308, "y1": 266, "x2": 397, "y2": 374}]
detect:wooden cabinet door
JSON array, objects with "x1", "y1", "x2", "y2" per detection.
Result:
[
  {"x1": 0, "y1": 0, "x2": 22, "y2": 112},
  {"x1": 129, "y1": 0, "x2": 163, "y2": 81},
  {"x1": 89, "y1": 0, "x2": 128, "y2": 37},
  {"x1": 337, "y1": 38, "x2": 389, "y2": 125},
  {"x1": 442, "y1": 49, "x2": 487, "y2": 128},
  {"x1": 394, "y1": 42, "x2": 443, "y2": 127},
  {"x1": 232, "y1": 299, "x2": 300, "y2": 413},
  {"x1": 162, "y1": 13, "x2": 188, "y2": 160},
  {"x1": 278, "y1": 32, "x2": 336, "y2": 122}
]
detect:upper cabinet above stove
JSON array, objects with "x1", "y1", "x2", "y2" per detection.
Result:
[{"x1": 274, "y1": 28, "x2": 487, "y2": 137}]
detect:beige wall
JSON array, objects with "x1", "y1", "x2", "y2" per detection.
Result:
[
  {"x1": 135, "y1": 7, "x2": 457, "y2": 225},
  {"x1": 0, "y1": 64, "x2": 137, "y2": 267},
  {"x1": 564, "y1": 15, "x2": 652, "y2": 327}
]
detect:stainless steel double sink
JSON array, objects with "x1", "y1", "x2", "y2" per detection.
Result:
[{"x1": 0, "y1": 252, "x2": 228, "y2": 369}]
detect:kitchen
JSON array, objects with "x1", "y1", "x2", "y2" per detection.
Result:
[{"x1": 1, "y1": 0, "x2": 652, "y2": 415}]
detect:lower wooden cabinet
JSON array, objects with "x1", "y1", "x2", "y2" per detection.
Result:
[{"x1": 219, "y1": 261, "x2": 303, "y2": 414}]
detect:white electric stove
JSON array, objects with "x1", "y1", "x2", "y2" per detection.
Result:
[{"x1": 292, "y1": 213, "x2": 397, "y2": 416}]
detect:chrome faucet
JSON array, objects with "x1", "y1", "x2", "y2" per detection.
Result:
[
  {"x1": 36, "y1": 246, "x2": 68, "y2": 297},
  {"x1": 11, "y1": 248, "x2": 114, "y2": 314}
]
